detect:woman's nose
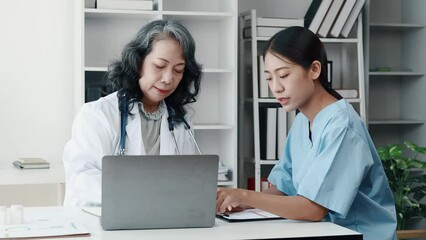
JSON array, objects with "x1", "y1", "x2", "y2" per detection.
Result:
[
  {"x1": 161, "y1": 70, "x2": 173, "y2": 84},
  {"x1": 270, "y1": 78, "x2": 284, "y2": 94}
]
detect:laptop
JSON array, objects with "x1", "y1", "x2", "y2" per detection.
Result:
[{"x1": 101, "y1": 155, "x2": 219, "y2": 230}]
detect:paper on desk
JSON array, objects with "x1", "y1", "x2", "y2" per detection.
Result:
[
  {"x1": 217, "y1": 208, "x2": 283, "y2": 221},
  {"x1": 82, "y1": 207, "x2": 101, "y2": 217},
  {"x1": 0, "y1": 220, "x2": 90, "y2": 239}
]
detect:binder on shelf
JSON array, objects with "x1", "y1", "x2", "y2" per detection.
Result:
[
  {"x1": 266, "y1": 108, "x2": 277, "y2": 160},
  {"x1": 329, "y1": 0, "x2": 357, "y2": 37},
  {"x1": 277, "y1": 108, "x2": 287, "y2": 160},
  {"x1": 327, "y1": 60, "x2": 333, "y2": 89},
  {"x1": 317, "y1": 0, "x2": 345, "y2": 37},
  {"x1": 260, "y1": 107, "x2": 277, "y2": 160},
  {"x1": 304, "y1": 0, "x2": 334, "y2": 34},
  {"x1": 340, "y1": 0, "x2": 366, "y2": 38},
  {"x1": 257, "y1": 55, "x2": 269, "y2": 98},
  {"x1": 97, "y1": 0, "x2": 154, "y2": 10}
]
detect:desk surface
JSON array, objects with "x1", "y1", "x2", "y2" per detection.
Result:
[
  {"x1": 0, "y1": 161, "x2": 65, "y2": 185},
  {"x1": 22, "y1": 207, "x2": 362, "y2": 240}
]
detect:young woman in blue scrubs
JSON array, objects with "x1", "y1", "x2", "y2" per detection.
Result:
[{"x1": 216, "y1": 26, "x2": 397, "y2": 240}]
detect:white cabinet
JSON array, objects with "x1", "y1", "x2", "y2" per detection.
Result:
[
  {"x1": 239, "y1": 8, "x2": 366, "y2": 191},
  {"x1": 74, "y1": 0, "x2": 238, "y2": 187},
  {"x1": 366, "y1": 0, "x2": 426, "y2": 147}
]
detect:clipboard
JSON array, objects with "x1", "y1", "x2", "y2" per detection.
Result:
[{"x1": 216, "y1": 208, "x2": 283, "y2": 222}]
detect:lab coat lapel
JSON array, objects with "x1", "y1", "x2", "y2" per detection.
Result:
[
  {"x1": 160, "y1": 111, "x2": 176, "y2": 155},
  {"x1": 125, "y1": 107, "x2": 145, "y2": 155}
]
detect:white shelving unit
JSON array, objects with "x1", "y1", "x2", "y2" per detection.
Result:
[
  {"x1": 74, "y1": 0, "x2": 238, "y2": 187},
  {"x1": 239, "y1": 9, "x2": 366, "y2": 191},
  {"x1": 366, "y1": 0, "x2": 426, "y2": 147}
]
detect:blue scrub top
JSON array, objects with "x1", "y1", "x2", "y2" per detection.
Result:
[{"x1": 268, "y1": 99, "x2": 397, "y2": 240}]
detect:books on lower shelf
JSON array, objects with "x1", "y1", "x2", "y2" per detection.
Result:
[
  {"x1": 97, "y1": 0, "x2": 154, "y2": 10},
  {"x1": 13, "y1": 158, "x2": 50, "y2": 169},
  {"x1": 259, "y1": 108, "x2": 295, "y2": 160}
]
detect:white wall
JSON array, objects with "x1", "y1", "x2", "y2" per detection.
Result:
[{"x1": 0, "y1": 0, "x2": 74, "y2": 164}]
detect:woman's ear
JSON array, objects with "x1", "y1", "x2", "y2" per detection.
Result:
[{"x1": 309, "y1": 60, "x2": 321, "y2": 80}]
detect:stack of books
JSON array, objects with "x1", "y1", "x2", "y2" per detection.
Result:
[
  {"x1": 13, "y1": 158, "x2": 50, "y2": 169},
  {"x1": 97, "y1": 0, "x2": 154, "y2": 11},
  {"x1": 243, "y1": 16, "x2": 304, "y2": 39},
  {"x1": 304, "y1": 0, "x2": 366, "y2": 38}
]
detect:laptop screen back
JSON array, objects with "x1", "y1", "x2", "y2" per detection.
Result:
[{"x1": 101, "y1": 155, "x2": 219, "y2": 230}]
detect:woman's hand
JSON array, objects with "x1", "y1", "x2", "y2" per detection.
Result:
[{"x1": 216, "y1": 188, "x2": 249, "y2": 213}]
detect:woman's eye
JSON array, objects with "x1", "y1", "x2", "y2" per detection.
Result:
[
  {"x1": 174, "y1": 68, "x2": 184, "y2": 74},
  {"x1": 155, "y1": 64, "x2": 165, "y2": 69},
  {"x1": 280, "y1": 74, "x2": 288, "y2": 79}
]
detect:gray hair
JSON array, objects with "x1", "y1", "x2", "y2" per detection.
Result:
[{"x1": 108, "y1": 19, "x2": 202, "y2": 119}]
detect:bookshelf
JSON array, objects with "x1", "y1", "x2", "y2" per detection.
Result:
[
  {"x1": 366, "y1": 0, "x2": 426, "y2": 147},
  {"x1": 74, "y1": 0, "x2": 238, "y2": 187},
  {"x1": 239, "y1": 8, "x2": 366, "y2": 191}
]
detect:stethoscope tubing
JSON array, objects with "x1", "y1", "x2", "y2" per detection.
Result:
[{"x1": 118, "y1": 95, "x2": 127, "y2": 156}]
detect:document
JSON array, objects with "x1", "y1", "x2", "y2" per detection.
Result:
[
  {"x1": 216, "y1": 208, "x2": 283, "y2": 222},
  {"x1": 0, "y1": 220, "x2": 89, "y2": 239}
]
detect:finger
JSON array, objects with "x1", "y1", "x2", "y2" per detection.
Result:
[
  {"x1": 219, "y1": 197, "x2": 233, "y2": 213},
  {"x1": 216, "y1": 195, "x2": 225, "y2": 213}
]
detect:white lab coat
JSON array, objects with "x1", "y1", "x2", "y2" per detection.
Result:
[{"x1": 63, "y1": 92, "x2": 197, "y2": 207}]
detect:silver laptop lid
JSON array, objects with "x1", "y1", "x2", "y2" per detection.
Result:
[{"x1": 101, "y1": 155, "x2": 219, "y2": 230}]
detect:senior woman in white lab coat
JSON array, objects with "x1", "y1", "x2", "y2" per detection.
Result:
[{"x1": 63, "y1": 20, "x2": 203, "y2": 206}]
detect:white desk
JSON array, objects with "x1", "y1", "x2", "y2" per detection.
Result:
[
  {"x1": 0, "y1": 162, "x2": 65, "y2": 205},
  {"x1": 22, "y1": 207, "x2": 362, "y2": 240}
]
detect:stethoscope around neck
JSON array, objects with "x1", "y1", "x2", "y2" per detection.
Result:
[{"x1": 117, "y1": 95, "x2": 202, "y2": 156}]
